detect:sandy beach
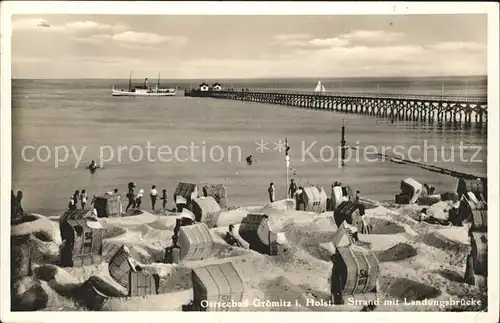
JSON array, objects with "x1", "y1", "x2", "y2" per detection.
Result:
[{"x1": 10, "y1": 197, "x2": 486, "y2": 312}]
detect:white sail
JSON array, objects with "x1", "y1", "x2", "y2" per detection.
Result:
[{"x1": 314, "y1": 80, "x2": 326, "y2": 93}]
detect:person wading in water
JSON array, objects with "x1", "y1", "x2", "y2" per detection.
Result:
[
  {"x1": 87, "y1": 160, "x2": 99, "y2": 174},
  {"x1": 246, "y1": 155, "x2": 254, "y2": 166}
]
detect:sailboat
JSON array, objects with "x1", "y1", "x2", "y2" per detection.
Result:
[
  {"x1": 314, "y1": 80, "x2": 326, "y2": 94},
  {"x1": 112, "y1": 72, "x2": 177, "y2": 97}
]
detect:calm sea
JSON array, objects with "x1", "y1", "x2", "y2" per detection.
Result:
[{"x1": 11, "y1": 76, "x2": 488, "y2": 216}]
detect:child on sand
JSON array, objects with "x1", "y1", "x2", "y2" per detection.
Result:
[
  {"x1": 68, "y1": 196, "x2": 76, "y2": 211},
  {"x1": 111, "y1": 188, "x2": 122, "y2": 213},
  {"x1": 135, "y1": 189, "x2": 144, "y2": 209},
  {"x1": 423, "y1": 184, "x2": 429, "y2": 196},
  {"x1": 150, "y1": 185, "x2": 158, "y2": 211},
  {"x1": 160, "y1": 189, "x2": 168, "y2": 210},
  {"x1": 224, "y1": 224, "x2": 243, "y2": 247},
  {"x1": 80, "y1": 189, "x2": 88, "y2": 210}
]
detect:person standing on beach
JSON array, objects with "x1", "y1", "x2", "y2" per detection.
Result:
[
  {"x1": 268, "y1": 182, "x2": 275, "y2": 203},
  {"x1": 294, "y1": 186, "x2": 304, "y2": 210},
  {"x1": 150, "y1": 185, "x2": 158, "y2": 211},
  {"x1": 161, "y1": 189, "x2": 168, "y2": 210},
  {"x1": 457, "y1": 178, "x2": 467, "y2": 199},
  {"x1": 73, "y1": 190, "x2": 80, "y2": 208},
  {"x1": 11, "y1": 190, "x2": 24, "y2": 219},
  {"x1": 80, "y1": 189, "x2": 88, "y2": 210},
  {"x1": 355, "y1": 190, "x2": 360, "y2": 203},
  {"x1": 288, "y1": 179, "x2": 297, "y2": 198},
  {"x1": 11, "y1": 190, "x2": 17, "y2": 219},
  {"x1": 126, "y1": 184, "x2": 136, "y2": 212}
]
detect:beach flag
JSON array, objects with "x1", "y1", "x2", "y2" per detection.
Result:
[{"x1": 285, "y1": 137, "x2": 290, "y2": 168}]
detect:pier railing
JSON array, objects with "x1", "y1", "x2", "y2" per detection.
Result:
[
  {"x1": 184, "y1": 88, "x2": 487, "y2": 127},
  {"x1": 248, "y1": 89, "x2": 487, "y2": 103},
  {"x1": 184, "y1": 89, "x2": 487, "y2": 104}
]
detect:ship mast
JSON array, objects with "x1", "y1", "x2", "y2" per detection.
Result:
[
  {"x1": 128, "y1": 71, "x2": 132, "y2": 91},
  {"x1": 157, "y1": 72, "x2": 161, "y2": 89}
]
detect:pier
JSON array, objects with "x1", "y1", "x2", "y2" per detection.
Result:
[{"x1": 184, "y1": 89, "x2": 488, "y2": 128}]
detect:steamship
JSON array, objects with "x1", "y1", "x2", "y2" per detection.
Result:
[{"x1": 112, "y1": 72, "x2": 177, "y2": 97}]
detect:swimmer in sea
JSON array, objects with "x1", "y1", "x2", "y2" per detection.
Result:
[
  {"x1": 87, "y1": 160, "x2": 99, "y2": 174},
  {"x1": 246, "y1": 155, "x2": 253, "y2": 166}
]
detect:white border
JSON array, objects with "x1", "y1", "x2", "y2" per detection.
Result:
[{"x1": 1, "y1": 2, "x2": 498, "y2": 323}]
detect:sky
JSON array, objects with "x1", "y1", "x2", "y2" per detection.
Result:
[{"x1": 11, "y1": 14, "x2": 488, "y2": 79}]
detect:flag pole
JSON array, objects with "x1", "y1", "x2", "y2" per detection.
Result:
[{"x1": 285, "y1": 137, "x2": 290, "y2": 199}]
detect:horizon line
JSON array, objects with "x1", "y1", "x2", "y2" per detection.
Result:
[{"x1": 11, "y1": 74, "x2": 488, "y2": 81}]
